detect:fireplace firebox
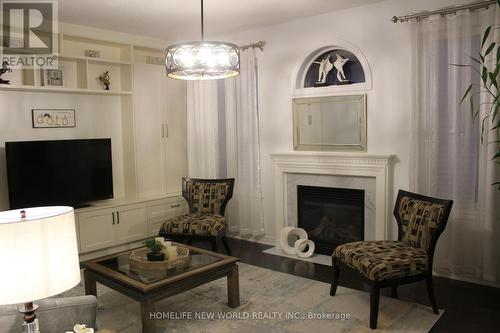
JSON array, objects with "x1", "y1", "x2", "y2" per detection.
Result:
[{"x1": 297, "y1": 185, "x2": 364, "y2": 255}]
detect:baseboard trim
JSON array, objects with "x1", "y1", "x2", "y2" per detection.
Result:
[
  {"x1": 227, "y1": 233, "x2": 276, "y2": 246},
  {"x1": 227, "y1": 234, "x2": 500, "y2": 288},
  {"x1": 433, "y1": 271, "x2": 500, "y2": 288}
]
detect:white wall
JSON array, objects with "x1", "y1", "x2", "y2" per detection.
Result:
[
  {"x1": 0, "y1": 92, "x2": 123, "y2": 208},
  {"x1": 0, "y1": 24, "x2": 169, "y2": 210},
  {"x1": 217, "y1": 0, "x2": 462, "y2": 241}
]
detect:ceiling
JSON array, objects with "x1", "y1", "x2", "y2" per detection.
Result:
[{"x1": 59, "y1": 0, "x2": 385, "y2": 42}]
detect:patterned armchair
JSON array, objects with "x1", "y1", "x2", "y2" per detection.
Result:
[
  {"x1": 159, "y1": 177, "x2": 235, "y2": 254},
  {"x1": 330, "y1": 190, "x2": 453, "y2": 329}
]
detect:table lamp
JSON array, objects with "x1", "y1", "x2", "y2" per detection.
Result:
[{"x1": 0, "y1": 206, "x2": 81, "y2": 333}]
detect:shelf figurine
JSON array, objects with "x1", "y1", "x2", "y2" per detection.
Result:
[
  {"x1": 0, "y1": 61, "x2": 12, "y2": 84},
  {"x1": 99, "y1": 71, "x2": 110, "y2": 90}
]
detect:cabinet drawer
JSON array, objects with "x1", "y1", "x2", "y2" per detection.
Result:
[
  {"x1": 147, "y1": 196, "x2": 188, "y2": 236},
  {"x1": 148, "y1": 197, "x2": 187, "y2": 223}
]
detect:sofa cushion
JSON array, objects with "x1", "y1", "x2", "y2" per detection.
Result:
[
  {"x1": 161, "y1": 213, "x2": 226, "y2": 237},
  {"x1": 334, "y1": 240, "x2": 428, "y2": 281},
  {"x1": 0, "y1": 295, "x2": 97, "y2": 333}
]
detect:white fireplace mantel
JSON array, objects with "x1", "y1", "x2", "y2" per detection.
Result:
[{"x1": 271, "y1": 152, "x2": 395, "y2": 247}]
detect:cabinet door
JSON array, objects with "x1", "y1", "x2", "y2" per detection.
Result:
[
  {"x1": 147, "y1": 197, "x2": 188, "y2": 236},
  {"x1": 134, "y1": 64, "x2": 167, "y2": 197},
  {"x1": 164, "y1": 79, "x2": 187, "y2": 193},
  {"x1": 78, "y1": 208, "x2": 116, "y2": 253},
  {"x1": 115, "y1": 203, "x2": 148, "y2": 244}
]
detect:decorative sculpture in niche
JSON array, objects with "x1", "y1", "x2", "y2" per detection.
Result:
[
  {"x1": 305, "y1": 49, "x2": 365, "y2": 88},
  {"x1": 333, "y1": 53, "x2": 349, "y2": 84},
  {"x1": 313, "y1": 55, "x2": 334, "y2": 84}
]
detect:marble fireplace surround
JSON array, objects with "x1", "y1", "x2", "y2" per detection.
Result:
[{"x1": 271, "y1": 152, "x2": 394, "y2": 248}]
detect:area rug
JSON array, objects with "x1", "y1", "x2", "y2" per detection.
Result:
[{"x1": 63, "y1": 263, "x2": 442, "y2": 333}]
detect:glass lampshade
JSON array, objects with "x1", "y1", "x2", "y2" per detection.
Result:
[
  {"x1": 0, "y1": 206, "x2": 80, "y2": 305},
  {"x1": 165, "y1": 41, "x2": 240, "y2": 80}
]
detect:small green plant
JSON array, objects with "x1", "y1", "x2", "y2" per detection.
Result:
[
  {"x1": 144, "y1": 239, "x2": 164, "y2": 253},
  {"x1": 452, "y1": 0, "x2": 500, "y2": 190}
]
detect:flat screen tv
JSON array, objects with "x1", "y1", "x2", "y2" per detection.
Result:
[{"x1": 5, "y1": 138, "x2": 113, "y2": 209}]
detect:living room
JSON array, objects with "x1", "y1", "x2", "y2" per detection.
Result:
[{"x1": 0, "y1": 0, "x2": 499, "y2": 332}]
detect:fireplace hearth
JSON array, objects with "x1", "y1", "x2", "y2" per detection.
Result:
[{"x1": 297, "y1": 185, "x2": 364, "y2": 255}]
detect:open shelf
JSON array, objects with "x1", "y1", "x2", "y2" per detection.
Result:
[
  {"x1": 133, "y1": 46, "x2": 164, "y2": 65},
  {"x1": 61, "y1": 34, "x2": 132, "y2": 62},
  {"x1": 0, "y1": 84, "x2": 132, "y2": 95},
  {"x1": 58, "y1": 53, "x2": 132, "y2": 65}
]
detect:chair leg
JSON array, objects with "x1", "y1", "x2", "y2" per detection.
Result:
[
  {"x1": 222, "y1": 236, "x2": 232, "y2": 255},
  {"x1": 391, "y1": 286, "x2": 398, "y2": 299},
  {"x1": 426, "y1": 275, "x2": 439, "y2": 314},
  {"x1": 212, "y1": 238, "x2": 218, "y2": 252},
  {"x1": 330, "y1": 257, "x2": 340, "y2": 296},
  {"x1": 370, "y1": 284, "x2": 380, "y2": 329}
]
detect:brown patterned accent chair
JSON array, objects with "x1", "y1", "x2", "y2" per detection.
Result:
[
  {"x1": 159, "y1": 177, "x2": 235, "y2": 254},
  {"x1": 330, "y1": 190, "x2": 453, "y2": 329}
]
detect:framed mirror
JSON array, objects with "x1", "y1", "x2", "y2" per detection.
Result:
[{"x1": 293, "y1": 94, "x2": 366, "y2": 151}]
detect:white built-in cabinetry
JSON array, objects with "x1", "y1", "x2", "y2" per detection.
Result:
[
  {"x1": 1, "y1": 34, "x2": 133, "y2": 95},
  {"x1": 78, "y1": 203, "x2": 147, "y2": 253},
  {"x1": 76, "y1": 195, "x2": 188, "y2": 259},
  {"x1": 1, "y1": 34, "x2": 188, "y2": 199},
  {"x1": 133, "y1": 64, "x2": 187, "y2": 197},
  {"x1": 147, "y1": 196, "x2": 187, "y2": 236},
  {"x1": 1, "y1": 34, "x2": 189, "y2": 258}
]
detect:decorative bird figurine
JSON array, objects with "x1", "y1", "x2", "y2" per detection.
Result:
[
  {"x1": 99, "y1": 71, "x2": 110, "y2": 90},
  {"x1": 333, "y1": 54, "x2": 349, "y2": 83},
  {"x1": 316, "y1": 55, "x2": 334, "y2": 84}
]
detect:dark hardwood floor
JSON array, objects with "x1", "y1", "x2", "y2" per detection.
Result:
[{"x1": 203, "y1": 237, "x2": 500, "y2": 332}]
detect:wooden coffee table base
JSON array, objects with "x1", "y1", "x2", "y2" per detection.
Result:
[{"x1": 84, "y1": 262, "x2": 240, "y2": 333}]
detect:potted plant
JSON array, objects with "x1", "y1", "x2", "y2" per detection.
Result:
[
  {"x1": 144, "y1": 239, "x2": 165, "y2": 261},
  {"x1": 453, "y1": 0, "x2": 500, "y2": 189}
]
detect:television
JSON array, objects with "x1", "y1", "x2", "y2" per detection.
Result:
[{"x1": 5, "y1": 138, "x2": 113, "y2": 209}]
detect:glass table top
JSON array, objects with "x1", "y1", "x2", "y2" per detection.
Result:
[{"x1": 95, "y1": 248, "x2": 222, "y2": 285}]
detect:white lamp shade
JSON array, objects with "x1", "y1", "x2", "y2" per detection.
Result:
[{"x1": 0, "y1": 206, "x2": 81, "y2": 305}]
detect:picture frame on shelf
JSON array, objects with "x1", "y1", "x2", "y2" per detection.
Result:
[
  {"x1": 32, "y1": 109, "x2": 76, "y2": 128},
  {"x1": 43, "y1": 69, "x2": 64, "y2": 86}
]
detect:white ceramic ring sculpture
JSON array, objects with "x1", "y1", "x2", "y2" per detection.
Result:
[
  {"x1": 279, "y1": 227, "x2": 308, "y2": 255},
  {"x1": 294, "y1": 239, "x2": 315, "y2": 258}
]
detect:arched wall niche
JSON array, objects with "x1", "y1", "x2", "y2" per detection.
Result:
[{"x1": 293, "y1": 41, "x2": 372, "y2": 97}]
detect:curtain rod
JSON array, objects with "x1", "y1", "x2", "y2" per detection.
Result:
[
  {"x1": 239, "y1": 41, "x2": 266, "y2": 51},
  {"x1": 391, "y1": 0, "x2": 495, "y2": 23}
]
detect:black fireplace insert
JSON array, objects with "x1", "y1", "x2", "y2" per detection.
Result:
[{"x1": 297, "y1": 185, "x2": 364, "y2": 255}]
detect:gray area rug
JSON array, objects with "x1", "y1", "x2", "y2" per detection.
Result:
[{"x1": 64, "y1": 263, "x2": 442, "y2": 332}]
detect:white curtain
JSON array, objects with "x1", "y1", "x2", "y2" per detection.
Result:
[
  {"x1": 186, "y1": 81, "x2": 220, "y2": 178},
  {"x1": 410, "y1": 7, "x2": 500, "y2": 283},
  {"x1": 224, "y1": 48, "x2": 265, "y2": 236}
]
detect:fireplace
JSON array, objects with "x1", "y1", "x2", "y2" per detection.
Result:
[{"x1": 297, "y1": 185, "x2": 364, "y2": 255}]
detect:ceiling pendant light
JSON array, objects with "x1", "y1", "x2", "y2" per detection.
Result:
[{"x1": 165, "y1": 0, "x2": 240, "y2": 80}]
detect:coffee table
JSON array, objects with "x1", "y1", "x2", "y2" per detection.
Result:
[{"x1": 81, "y1": 243, "x2": 239, "y2": 333}]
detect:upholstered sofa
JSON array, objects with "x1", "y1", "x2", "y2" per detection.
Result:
[{"x1": 0, "y1": 295, "x2": 97, "y2": 333}]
